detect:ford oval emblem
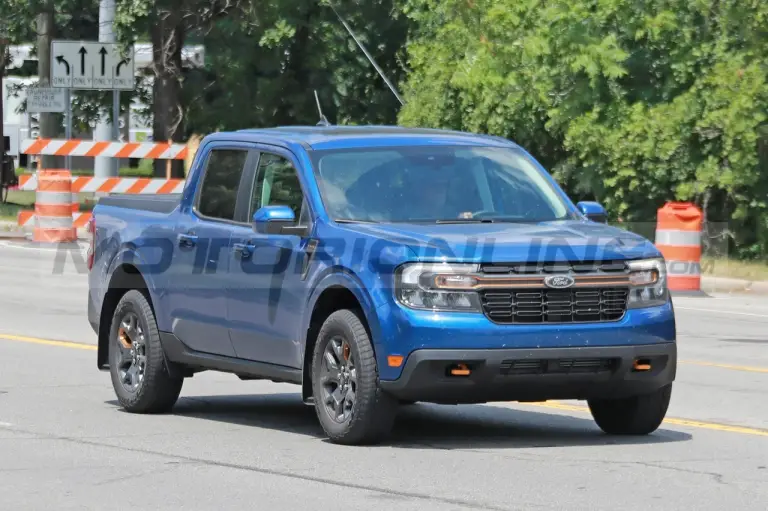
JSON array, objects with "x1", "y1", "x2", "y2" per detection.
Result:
[{"x1": 544, "y1": 275, "x2": 575, "y2": 289}]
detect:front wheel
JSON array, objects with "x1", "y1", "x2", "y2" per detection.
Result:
[
  {"x1": 109, "y1": 290, "x2": 183, "y2": 413},
  {"x1": 588, "y1": 384, "x2": 672, "y2": 435},
  {"x1": 311, "y1": 309, "x2": 398, "y2": 445}
]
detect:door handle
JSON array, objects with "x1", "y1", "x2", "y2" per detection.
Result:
[
  {"x1": 177, "y1": 233, "x2": 198, "y2": 248},
  {"x1": 233, "y1": 242, "x2": 254, "y2": 259}
]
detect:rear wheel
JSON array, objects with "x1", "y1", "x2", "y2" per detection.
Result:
[
  {"x1": 588, "y1": 384, "x2": 672, "y2": 435},
  {"x1": 311, "y1": 309, "x2": 397, "y2": 445},
  {"x1": 109, "y1": 290, "x2": 183, "y2": 413}
]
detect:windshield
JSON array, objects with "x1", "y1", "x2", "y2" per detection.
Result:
[{"x1": 311, "y1": 145, "x2": 573, "y2": 223}]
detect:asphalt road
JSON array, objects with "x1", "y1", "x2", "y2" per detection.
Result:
[{"x1": 1, "y1": 239, "x2": 767, "y2": 510}]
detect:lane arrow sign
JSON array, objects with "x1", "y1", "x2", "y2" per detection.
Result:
[
  {"x1": 55, "y1": 55, "x2": 70, "y2": 75},
  {"x1": 78, "y1": 46, "x2": 87, "y2": 75},
  {"x1": 99, "y1": 47, "x2": 108, "y2": 76},
  {"x1": 116, "y1": 58, "x2": 130, "y2": 76}
]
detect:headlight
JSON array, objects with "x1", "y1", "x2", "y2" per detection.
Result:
[
  {"x1": 627, "y1": 258, "x2": 668, "y2": 309},
  {"x1": 395, "y1": 263, "x2": 482, "y2": 312}
]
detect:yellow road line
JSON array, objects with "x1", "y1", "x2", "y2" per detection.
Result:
[
  {"x1": 0, "y1": 334, "x2": 96, "y2": 351},
  {"x1": 525, "y1": 401, "x2": 768, "y2": 437},
  {"x1": 2, "y1": 333, "x2": 767, "y2": 437},
  {"x1": 680, "y1": 360, "x2": 768, "y2": 374}
]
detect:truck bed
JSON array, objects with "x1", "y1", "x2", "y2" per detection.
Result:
[{"x1": 96, "y1": 193, "x2": 181, "y2": 214}]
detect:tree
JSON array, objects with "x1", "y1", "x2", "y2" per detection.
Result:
[
  {"x1": 168, "y1": 0, "x2": 410, "y2": 133},
  {"x1": 2, "y1": 0, "x2": 106, "y2": 169},
  {"x1": 116, "y1": 0, "x2": 242, "y2": 177},
  {"x1": 1, "y1": 1, "x2": 37, "y2": 165},
  {"x1": 399, "y1": 0, "x2": 768, "y2": 259}
]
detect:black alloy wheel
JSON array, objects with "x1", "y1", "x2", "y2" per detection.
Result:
[
  {"x1": 113, "y1": 311, "x2": 147, "y2": 393},
  {"x1": 311, "y1": 309, "x2": 398, "y2": 445},
  {"x1": 109, "y1": 290, "x2": 183, "y2": 414},
  {"x1": 319, "y1": 336, "x2": 357, "y2": 423}
]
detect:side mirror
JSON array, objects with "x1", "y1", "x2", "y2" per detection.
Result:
[
  {"x1": 577, "y1": 201, "x2": 607, "y2": 223},
  {"x1": 252, "y1": 205, "x2": 296, "y2": 235}
]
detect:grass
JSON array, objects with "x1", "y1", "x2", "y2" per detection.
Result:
[
  {"x1": 2, "y1": 160, "x2": 156, "y2": 221},
  {"x1": 701, "y1": 256, "x2": 768, "y2": 281},
  {"x1": 0, "y1": 190, "x2": 95, "y2": 222},
  {"x1": 15, "y1": 159, "x2": 156, "y2": 178}
]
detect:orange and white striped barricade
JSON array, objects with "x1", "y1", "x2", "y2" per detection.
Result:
[
  {"x1": 17, "y1": 174, "x2": 185, "y2": 194},
  {"x1": 17, "y1": 139, "x2": 190, "y2": 236},
  {"x1": 33, "y1": 170, "x2": 77, "y2": 243},
  {"x1": 18, "y1": 211, "x2": 91, "y2": 229},
  {"x1": 20, "y1": 139, "x2": 189, "y2": 160},
  {"x1": 655, "y1": 202, "x2": 703, "y2": 293}
]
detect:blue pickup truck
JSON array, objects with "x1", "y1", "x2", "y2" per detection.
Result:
[{"x1": 87, "y1": 126, "x2": 676, "y2": 445}]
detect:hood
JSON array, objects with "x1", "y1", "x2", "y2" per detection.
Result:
[{"x1": 340, "y1": 220, "x2": 659, "y2": 263}]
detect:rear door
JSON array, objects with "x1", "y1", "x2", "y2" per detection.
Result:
[
  {"x1": 166, "y1": 143, "x2": 257, "y2": 357},
  {"x1": 226, "y1": 148, "x2": 313, "y2": 368}
]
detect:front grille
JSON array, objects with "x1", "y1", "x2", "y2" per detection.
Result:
[
  {"x1": 480, "y1": 260, "x2": 629, "y2": 275},
  {"x1": 500, "y1": 358, "x2": 619, "y2": 375},
  {"x1": 480, "y1": 288, "x2": 628, "y2": 324}
]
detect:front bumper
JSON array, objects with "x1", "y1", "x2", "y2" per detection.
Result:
[
  {"x1": 379, "y1": 343, "x2": 677, "y2": 404},
  {"x1": 375, "y1": 300, "x2": 676, "y2": 380}
]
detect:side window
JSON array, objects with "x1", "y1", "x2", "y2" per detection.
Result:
[
  {"x1": 197, "y1": 149, "x2": 248, "y2": 220},
  {"x1": 250, "y1": 153, "x2": 305, "y2": 221}
]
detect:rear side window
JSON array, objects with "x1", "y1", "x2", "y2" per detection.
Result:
[{"x1": 197, "y1": 149, "x2": 248, "y2": 220}]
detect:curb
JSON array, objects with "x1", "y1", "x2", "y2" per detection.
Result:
[
  {"x1": 0, "y1": 231, "x2": 28, "y2": 240},
  {"x1": 0, "y1": 230, "x2": 89, "y2": 241}
]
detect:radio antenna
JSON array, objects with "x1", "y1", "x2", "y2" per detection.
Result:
[{"x1": 314, "y1": 90, "x2": 331, "y2": 126}]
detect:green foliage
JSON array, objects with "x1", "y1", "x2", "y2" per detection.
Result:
[
  {"x1": 183, "y1": 0, "x2": 410, "y2": 132},
  {"x1": 399, "y1": 0, "x2": 768, "y2": 258}
]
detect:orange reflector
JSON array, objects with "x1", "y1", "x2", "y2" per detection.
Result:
[
  {"x1": 387, "y1": 355, "x2": 404, "y2": 367},
  {"x1": 450, "y1": 363, "x2": 471, "y2": 376},
  {"x1": 633, "y1": 360, "x2": 652, "y2": 371}
]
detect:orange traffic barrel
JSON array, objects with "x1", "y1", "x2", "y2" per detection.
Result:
[
  {"x1": 655, "y1": 202, "x2": 703, "y2": 292},
  {"x1": 71, "y1": 192, "x2": 79, "y2": 212},
  {"x1": 34, "y1": 170, "x2": 77, "y2": 243}
]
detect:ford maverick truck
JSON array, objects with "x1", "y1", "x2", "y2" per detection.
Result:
[{"x1": 88, "y1": 126, "x2": 676, "y2": 445}]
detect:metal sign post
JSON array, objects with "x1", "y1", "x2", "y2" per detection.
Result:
[
  {"x1": 65, "y1": 89, "x2": 72, "y2": 170},
  {"x1": 113, "y1": 90, "x2": 119, "y2": 141}
]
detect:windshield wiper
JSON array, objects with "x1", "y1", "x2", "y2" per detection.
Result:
[
  {"x1": 435, "y1": 218, "x2": 495, "y2": 224},
  {"x1": 334, "y1": 218, "x2": 379, "y2": 224}
]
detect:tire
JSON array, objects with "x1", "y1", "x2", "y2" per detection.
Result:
[
  {"x1": 311, "y1": 309, "x2": 398, "y2": 445},
  {"x1": 588, "y1": 384, "x2": 672, "y2": 435},
  {"x1": 109, "y1": 289, "x2": 183, "y2": 414},
  {"x1": 399, "y1": 400, "x2": 417, "y2": 406}
]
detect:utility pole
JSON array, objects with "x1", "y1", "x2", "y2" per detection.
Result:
[
  {"x1": 94, "y1": 0, "x2": 117, "y2": 177},
  {"x1": 1, "y1": 31, "x2": 7, "y2": 164},
  {"x1": 37, "y1": 3, "x2": 56, "y2": 170}
]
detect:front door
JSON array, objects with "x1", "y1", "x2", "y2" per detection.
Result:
[
  {"x1": 227, "y1": 149, "x2": 312, "y2": 368},
  {"x1": 166, "y1": 145, "x2": 255, "y2": 357}
]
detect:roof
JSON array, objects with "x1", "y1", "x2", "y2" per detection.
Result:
[{"x1": 229, "y1": 125, "x2": 517, "y2": 151}]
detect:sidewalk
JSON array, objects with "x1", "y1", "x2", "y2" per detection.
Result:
[
  {"x1": 0, "y1": 221, "x2": 88, "y2": 240},
  {"x1": 701, "y1": 275, "x2": 768, "y2": 295}
]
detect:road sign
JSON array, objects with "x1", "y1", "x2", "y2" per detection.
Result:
[
  {"x1": 27, "y1": 87, "x2": 67, "y2": 113},
  {"x1": 51, "y1": 40, "x2": 135, "y2": 90}
]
